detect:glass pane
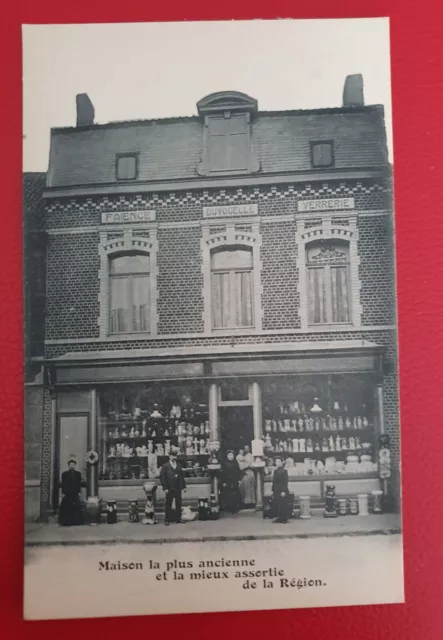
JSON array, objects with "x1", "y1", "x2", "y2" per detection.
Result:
[
  {"x1": 110, "y1": 277, "x2": 130, "y2": 333},
  {"x1": 110, "y1": 254, "x2": 149, "y2": 275},
  {"x1": 228, "y1": 132, "x2": 248, "y2": 170},
  {"x1": 331, "y1": 266, "x2": 350, "y2": 322},
  {"x1": 208, "y1": 117, "x2": 227, "y2": 136},
  {"x1": 312, "y1": 143, "x2": 333, "y2": 167},
  {"x1": 308, "y1": 267, "x2": 327, "y2": 324},
  {"x1": 212, "y1": 272, "x2": 231, "y2": 328},
  {"x1": 117, "y1": 155, "x2": 137, "y2": 180},
  {"x1": 211, "y1": 248, "x2": 253, "y2": 271},
  {"x1": 208, "y1": 134, "x2": 229, "y2": 172},
  {"x1": 132, "y1": 275, "x2": 150, "y2": 332},
  {"x1": 235, "y1": 270, "x2": 253, "y2": 326}
]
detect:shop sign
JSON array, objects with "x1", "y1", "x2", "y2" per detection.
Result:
[
  {"x1": 101, "y1": 210, "x2": 156, "y2": 224},
  {"x1": 203, "y1": 204, "x2": 258, "y2": 219},
  {"x1": 56, "y1": 362, "x2": 203, "y2": 384},
  {"x1": 297, "y1": 198, "x2": 355, "y2": 213}
]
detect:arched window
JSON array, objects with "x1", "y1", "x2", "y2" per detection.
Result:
[
  {"x1": 109, "y1": 253, "x2": 150, "y2": 334},
  {"x1": 211, "y1": 247, "x2": 254, "y2": 329},
  {"x1": 306, "y1": 240, "x2": 351, "y2": 325}
]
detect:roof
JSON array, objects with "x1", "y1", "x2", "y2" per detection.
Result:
[
  {"x1": 47, "y1": 104, "x2": 389, "y2": 189},
  {"x1": 23, "y1": 172, "x2": 46, "y2": 231}
]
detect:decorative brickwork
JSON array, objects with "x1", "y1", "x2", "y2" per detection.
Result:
[{"x1": 44, "y1": 180, "x2": 391, "y2": 229}]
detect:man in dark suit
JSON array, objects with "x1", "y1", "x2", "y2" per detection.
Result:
[
  {"x1": 159, "y1": 448, "x2": 186, "y2": 525},
  {"x1": 271, "y1": 456, "x2": 290, "y2": 523},
  {"x1": 58, "y1": 458, "x2": 84, "y2": 526}
]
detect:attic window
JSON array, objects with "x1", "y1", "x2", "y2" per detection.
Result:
[
  {"x1": 311, "y1": 142, "x2": 334, "y2": 168},
  {"x1": 116, "y1": 154, "x2": 138, "y2": 181},
  {"x1": 196, "y1": 91, "x2": 259, "y2": 177},
  {"x1": 207, "y1": 114, "x2": 250, "y2": 173}
]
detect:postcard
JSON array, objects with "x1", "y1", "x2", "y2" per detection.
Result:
[{"x1": 23, "y1": 17, "x2": 403, "y2": 620}]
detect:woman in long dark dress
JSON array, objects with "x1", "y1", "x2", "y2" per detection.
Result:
[
  {"x1": 220, "y1": 450, "x2": 242, "y2": 513},
  {"x1": 58, "y1": 459, "x2": 84, "y2": 526},
  {"x1": 272, "y1": 456, "x2": 290, "y2": 523}
]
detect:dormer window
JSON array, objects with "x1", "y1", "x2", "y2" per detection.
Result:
[
  {"x1": 311, "y1": 141, "x2": 334, "y2": 168},
  {"x1": 116, "y1": 153, "x2": 138, "y2": 181},
  {"x1": 197, "y1": 91, "x2": 259, "y2": 176}
]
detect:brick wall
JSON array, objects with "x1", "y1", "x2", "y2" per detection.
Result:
[
  {"x1": 44, "y1": 180, "x2": 394, "y2": 342},
  {"x1": 40, "y1": 387, "x2": 52, "y2": 511},
  {"x1": 46, "y1": 232, "x2": 100, "y2": 340},
  {"x1": 157, "y1": 227, "x2": 204, "y2": 334},
  {"x1": 359, "y1": 215, "x2": 397, "y2": 324},
  {"x1": 261, "y1": 220, "x2": 300, "y2": 330}
]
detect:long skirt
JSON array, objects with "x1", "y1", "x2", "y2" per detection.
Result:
[
  {"x1": 58, "y1": 494, "x2": 84, "y2": 526},
  {"x1": 240, "y1": 469, "x2": 256, "y2": 506},
  {"x1": 221, "y1": 483, "x2": 241, "y2": 513}
]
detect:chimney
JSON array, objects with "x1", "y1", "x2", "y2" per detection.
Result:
[
  {"x1": 342, "y1": 74, "x2": 364, "y2": 107},
  {"x1": 76, "y1": 93, "x2": 95, "y2": 127}
]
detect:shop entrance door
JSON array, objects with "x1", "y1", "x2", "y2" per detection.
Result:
[
  {"x1": 55, "y1": 414, "x2": 88, "y2": 507},
  {"x1": 219, "y1": 406, "x2": 254, "y2": 455}
]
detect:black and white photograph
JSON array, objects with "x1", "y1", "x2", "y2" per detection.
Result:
[{"x1": 23, "y1": 18, "x2": 403, "y2": 620}]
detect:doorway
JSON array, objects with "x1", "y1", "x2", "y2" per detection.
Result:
[
  {"x1": 219, "y1": 406, "x2": 254, "y2": 455},
  {"x1": 54, "y1": 414, "x2": 89, "y2": 507}
]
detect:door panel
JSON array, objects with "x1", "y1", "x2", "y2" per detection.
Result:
[{"x1": 57, "y1": 415, "x2": 88, "y2": 504}]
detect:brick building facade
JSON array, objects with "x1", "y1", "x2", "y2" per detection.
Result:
[{"x1": 24, "y1": 81, "x2": 400, "y2": 521}]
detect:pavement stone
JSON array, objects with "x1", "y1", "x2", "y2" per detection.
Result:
[{"x1": 25, "y1": 511, "x2": 401, "y2": 546}]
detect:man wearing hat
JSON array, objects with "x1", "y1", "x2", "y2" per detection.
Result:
[
  {"x1": 58, "y1": 457, "x2": 84, "y2": 526},
  {"x1": 159, "y1": 447, "x2": 186, "y2": 525}
]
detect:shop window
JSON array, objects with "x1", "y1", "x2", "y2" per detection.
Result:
[
  {"x1": 261, "y1": 375, "x2": 378, "y2": 477},
  {"x1": 116, "y1": 154, "x2": 138, "y2": 180},
  {"x1": 98, "y1": 383, "x2": 210, "y2": 481},
  {"x1": 211, "y1": 247, "x2": 254, "y2": 329},
  {"x1": 109, "y1": 252, "x2": 150, "y2": 334},
  {"x1": 306, "y1": 240, "x2": 351, "y2": 325},
  {"x1": 311, "y1": 141, "x2": 334, "y2": 168}
]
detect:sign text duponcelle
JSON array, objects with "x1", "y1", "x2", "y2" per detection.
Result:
[
  {"x1": 297, "y1": 198, "x2": 355, "y2": 213},
  {"x1": 203, "y1": 204, "x2": 258, "y2": 219},
  {"x1": 101, "y1": 210, "x2": 156, "y2": 224}
]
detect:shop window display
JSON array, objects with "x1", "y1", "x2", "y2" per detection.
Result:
[
  {"x1": 262, "y1": 374, "x2": 378, "y2": 478},
  {"x1": 98, "y1": 383, "x2": 210, "y2": 481}
]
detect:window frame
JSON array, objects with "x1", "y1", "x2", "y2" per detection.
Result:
[
  {"x1": 306, "y1": 243, "x2": 352, "y2": 326},
  {"x1": 108, "y1": 252, "x2": 151, "y2": 335},
  {"x1": 211, "y1": 247, "x2": 255, "y2": 330},
  {"x1": 201, "y1": 223, "x2": 262, "y2": 334},
  {"x1": 295, "y1": 216, "x2": 361, "y2": 331},
  {"x1": 310, "y1": 141, "x2": 335, "y2": 169},
  {"x1": 115, "y1": 153, "x2": 139, "y2": 181}
]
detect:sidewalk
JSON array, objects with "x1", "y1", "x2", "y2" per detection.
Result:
[{"x1": 25, "y1": 511, "x2": 401, "y2": 546}]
